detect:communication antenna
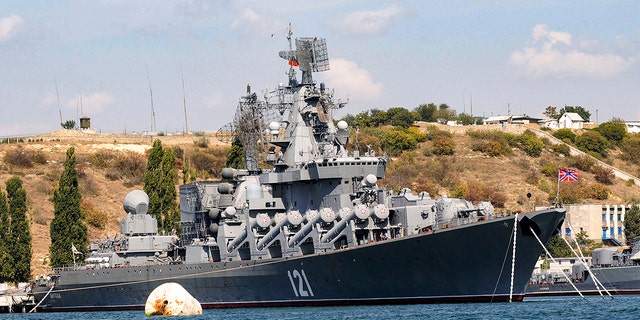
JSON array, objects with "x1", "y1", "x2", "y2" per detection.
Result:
[
  {"x1": 55, "y1": 77, "x2": 62, "y2": 125},
  {"x1": 146, "y1": 63, "x2": 157, "y2": 132},
  {"x1": 278, "y1": 24, "x2": 329, "y2": 85},
  {"x1": 180, "y1": 61, "x2": 189, "y2": 134}
]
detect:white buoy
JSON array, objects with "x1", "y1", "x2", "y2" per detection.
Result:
[{"x1": 145, "y1": 282, "x2": 202, "y2": 316}]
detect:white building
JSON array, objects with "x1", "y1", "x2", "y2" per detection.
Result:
[
  {"x1": 626, "y1": 121, "x2": 640, "y2": 133},
  {"x1": 558, "y1": 112, "x2": 584, "y2": 129}
]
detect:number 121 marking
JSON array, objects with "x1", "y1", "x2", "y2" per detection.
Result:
[{"x1": 287, "y1": 269, "x2": 314, "y2": 297}]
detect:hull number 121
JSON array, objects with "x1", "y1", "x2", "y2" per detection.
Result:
[{"x1": 287, "y1": 269, "x2": 314, "y2": 297}]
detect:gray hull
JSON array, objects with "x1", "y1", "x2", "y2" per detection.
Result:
[
  {"x1": 526, "y1": 265, "x2": 640, "y2": 297},
  {"x1": 34, "y1": 209, "x2": 564, "y2": 311}
]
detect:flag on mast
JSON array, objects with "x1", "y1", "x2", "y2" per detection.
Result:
[
  {"x1": 72, "y1": 243, "x2": 81, "y2": 255},
  {"x1": 558, "y1": 168, "x2": 579, "y2": 182}
]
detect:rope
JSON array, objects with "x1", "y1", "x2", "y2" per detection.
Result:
[
  {"x1": 492, "y1": 217, "x2": 516, "y2": 302},
  {"x1": 566, "y1": 223, "x2": 613, "y2": 299},
  {"x1": 509, "y1": 213, "x2": 518, "y2": 302},
  {"x1": 530, "y1": 227, "x2": 585, "y2": 300},
  {"x1": 29, "y1": 284, "x2": 55, "y2": 313}
]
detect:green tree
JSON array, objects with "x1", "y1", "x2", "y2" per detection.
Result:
[
  {"x1": 595, "y1": 118, "x2": 627, "y2": 147},
  {"x1": 50, "y1": 147, "x2": 88, "y2": 268},
  {"x1": 370, "y1": 109, "x2": 388, "y2": 127},
  {"x1": 624, "y1": 204, "x2": 640, "y2": 241},
  {"x1": 225, "y1": 137, "x2": 245, "y2": 169},
  {"x1": 0, "y1": 190, "x2": 13, "y2": 282},
  {"x1": 144, "y1": 140, "x2": 179, "y2": 234},
  {"x1": 159, "y1": 148, "x2": 179, "y2": 233},
  {"x1": 543, "y1": 106, "x2": 559, "y2": 120},
  {"x1": 457, "y1": 113, "x2": 475, "y2": 125},
  {"x1": 414, "y1": 103, "x2": 438, "y2": 122},
  {"x1": 386, "y1": 107, "x2": 415, "y2": 128},
  {"x1": 352, "y1": 111, "x2": 373, "y2": 128},
  {"x1": 545, "y1": 233, "x2": 573, "y2": 257},
  {"x1": 61, "y1": 120, "x2": 76, "y2": 129},
  {"x1": 144, "y1": 139, "x2": 164, "y2": 223},
  {"x1": 434, "y1": 103, "x2": 457, "y2": 122},
  {"x1": 6, "y1": 177, "x2": 31, "y2": 282}
]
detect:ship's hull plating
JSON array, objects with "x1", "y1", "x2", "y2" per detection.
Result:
[
  {"x1": 34, "y1": 209, "x2": 564, "y2": 312},
  {"x1": 526, "y1": 265, "x2": 640, "y2": 297}
]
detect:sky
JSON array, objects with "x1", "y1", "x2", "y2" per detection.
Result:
[{"x1": 1, "y1": 0, "x2": 638, "y2": 137}]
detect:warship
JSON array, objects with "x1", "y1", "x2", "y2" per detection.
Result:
[
  {"x1": 526, "y1": 237, "x2": 640, "y2": 297},
  {"x1": 31, "y1": 29, "x2": 565, "y2": 312}
]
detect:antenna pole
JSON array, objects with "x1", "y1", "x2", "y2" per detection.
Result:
[
  {"x1": 55, "y1": 77, "x2": 63, "y2": 125},
  {"x1": 146, "y1": 63, "x2": 157, "y2": 132},
  {"x1": 180, "y1": 61, "x2": 189, "y2": 134}
]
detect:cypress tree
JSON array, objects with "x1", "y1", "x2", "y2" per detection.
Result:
[
  {"x1": 624, "y1": 204, "x2": 640, "y2": 241},
  {"x1": 225, "y1": 137, "x2": 244, "y2": 169},
  {"x1": 160, "y1": 148, "x2": 179, "y2": 233},
  {"x1": 0, "y1": 190, "x2": 14, "y2": 282},
  {"x1": 143, "y1": 140, "x2": 179, "y2": 234},
  {"x1": 6, "y1": 177, "x2": 32, "y2": 282},
  {"x1": 50, "y1": 147, "x2": 88, "y2": 268},
  {"x1": 144, "y1": 139, "x2": 163, "y2": 224}
]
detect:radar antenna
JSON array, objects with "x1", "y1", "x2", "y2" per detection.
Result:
[{"x1": 215, "y1": 25, "x2": 335, "y2": 172}]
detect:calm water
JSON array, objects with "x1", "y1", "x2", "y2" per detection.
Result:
[{"x1": 5, "y1": 296, "x2": 640, "y2": 320}]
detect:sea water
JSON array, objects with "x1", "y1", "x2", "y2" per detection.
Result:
[{"x1": 5, "y1": 295, "x2": 640, "y2": 320}]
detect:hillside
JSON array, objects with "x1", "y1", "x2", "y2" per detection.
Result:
[{"x1": 1, "y1": 125, "x2": 639, "y2": 279}]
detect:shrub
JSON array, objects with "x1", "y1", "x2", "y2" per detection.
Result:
[
  {"x1": 432, "y1": 135, "x2": 455, "y2": 155},
  {"x1": 595, "y1": 118, "x2": 627, "y2": 146},
  {"x1": 104, "y1": 151, "x2": 146, "y2": 186},
  {"x1": 553, "y1": 129, "x2": 576, "y2": 144},
  {"x1": 194, "y1": 136, "x2": 209, "y2": 148},
  {"x1": 172, "y1": 146, "x2": 184, "y2": 161},
  {"x1": 31, "y1": 150, "x2": 48, "y2": 164},
  {"x1": 575, "y1": 130, "x2": 609, "y2": 157},
  {"x1": 452, "y1": 181, "x2": 507, "y2": 208},
  {"x1": 593, "y1": 166, "x2": 615, "y2": 185},
  {"x1": 620, "y1": 135, "x2": 640, "y2": 165},
  {"x1": 518, "y1": 130, "x2": 544, "y2": 157},
  {"x1": 382, "y1": 128, "x2": 418, "y2": 156},
  {"x1": 467, "y1": 130, "x2": 511, "y2": 157},
  {"x1": 585, "y1": 183, "x2": 609, "y2": 200},
  {"x1": 88, "y1": 150, "x2": 118, "y2": 168},
  {"x1": 570, "y1": 155, "x2": 596, "y2": 172},
  {"x1": 32, "y1": 208, "x2": 48, "y2": 225},
  {"x1": 81, "y1": 200, "x2": 108, "y2": 229},
  {"x1": 540, "y1": 162, "x2": 559, "y2": 178},
  {"x1": 407, "y1": 126, "x2": 427, "y2": 143},
  {"x1": 4, "y1": 147, "x2": 33, "y2": 167},
  {"x1": 551, "y1": 144, "x2": 571, "y2": 157}
]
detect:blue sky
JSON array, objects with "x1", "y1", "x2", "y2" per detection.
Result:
[{"x1": 1, "y1": 1, "x2": 638, "y2": 136}]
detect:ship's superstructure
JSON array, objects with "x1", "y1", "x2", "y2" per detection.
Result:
[
  {"x1": 527, "y1": 237, "x2": 640, "y2": 296},
  {"x1": 31, "y1": 28, "x2": 565, "y2": 312}
]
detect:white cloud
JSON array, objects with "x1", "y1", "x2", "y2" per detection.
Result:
[
  {"x1": 322, "y1": 58, "x2": 382, "y2": 98},
  {"x1": 63, "y1": 92, "x2": 115, "y2": 115},
  {"x1": 231, "y1": 9, "x2": 282, "y2": 37},
  {"x1": 331, "y1": 4, "x2": 406, "y2": 36},
  {"x1": 0, "y1": 14, "x2": 24, "y2": 42},
  {"x1": 510, "y1": 24, "x2": 633, "y2": 79}
]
